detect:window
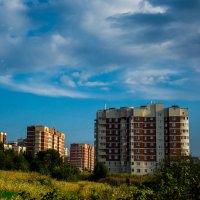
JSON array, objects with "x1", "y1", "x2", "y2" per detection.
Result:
[
  {"x1": 145, "y1": 169, "x2": 147, "y2": 172},
  {"x1": 144, "y1": 156, "x2": 147, "y2": 160},
  {"x1": 137, "y1": 169, "x2": 140, "y2": 173},
  {"x1": 114, "y1": 149, "x2": 118, "y2": 153},
  {"x1": 137, "y1": 162, "x2": 140, "y2": 166},
  {"x1": 172, "y1": 123, "x2": 176, "y2": 127},
  {"x1": 150, "y1": 156, "x2": 154, "y2": 159},
  {"x1": 136, "y1": 129, "x2": 140, "y2": 134},
  {"x1": 150, "y1": 130, "x2": 154, "y2": 134},
  {"x1": 144, "y1": 149, "x2": 147, "y2": 154},
  {"x1": 136, "y1": 142, "x2": 140, "y2": 147},
  {"x1": 150, "y1": 143, "x2": 154, "y2": 147},
  {"x1": 136, "y1": 155, "x2": 140, "y2": 160},
  {"x1": 150, "y1": 136, "x2": 154, "y2": 140},
  {"x1": 114, "y1": 155, "x2": 118, "y2": 159},
  {"x1": 173, "y1": 143, "x2": 176, "y2": 147},
  {"x1": 136, "y1": 149, "x2": 140, "y2": 153}
]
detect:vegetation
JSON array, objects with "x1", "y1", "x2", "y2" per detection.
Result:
[
  {"x1": 0, "y1": 170, "x2": 138, "y2": 199},
  {"x1": 1, "y1": 143, "x2": 200, "y2": 199},
  {"x1": 92, "y1": 162, "x2": 108, "y2": 180},
  {"x1": 0, "y1": 144, "x2": 80, "y2": 181}
]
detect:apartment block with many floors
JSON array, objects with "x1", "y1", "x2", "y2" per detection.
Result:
[
  {"x1": 94, "y1": 103, "x2": 189, "y2": 175},
  {"x1": 70, "y1": 143, "x2": 94, "y2": 171},
  {"x1": 0, "y1": 132, "x2": 6, "y2": 144},
  {"x1": 26, "y1": 126, "x2": 65, "y2": 157}
]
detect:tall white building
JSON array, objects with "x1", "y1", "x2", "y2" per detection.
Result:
[{"x1": 95, "y1": 103, "x2": 189, "y2": 175}]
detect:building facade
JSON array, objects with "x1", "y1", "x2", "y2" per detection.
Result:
[
  {"x1": 26, "y1": 126, "x2": 65, "y2": 157},
  {"x1": 0, "y1": 132, "x2": 6, "y2": 144},
  {"x1": 70, "y1": 143, "x2": 94, "y2": 171},
  {"x1": 95, "y1": 103, "x2": 189, "y2": 175}
]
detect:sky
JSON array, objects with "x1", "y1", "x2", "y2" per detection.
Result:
[{"x1": 0, "y1": 0, "x2": 199, "y2": 155}]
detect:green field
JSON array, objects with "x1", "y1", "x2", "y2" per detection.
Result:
[{"x1": 0, "y1": 170, "x2": 144, "y2": 199}]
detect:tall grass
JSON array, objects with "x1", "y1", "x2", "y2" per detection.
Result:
[{"x1": 0, "y1": 170, "x2": 139, "y2": 199}]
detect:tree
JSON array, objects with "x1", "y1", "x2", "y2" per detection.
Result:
[
  {"x1": 92, "y1": 162, "x2": 108, "y2": 180},
  {"x1": 155, "y1": 156, "x2": 200, "y2": 200}
]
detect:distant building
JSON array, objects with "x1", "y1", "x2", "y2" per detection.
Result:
[
  {"x1": 64, "y1": 147, "x2": 70, "y2": 163},
  {"x1": 17, "y1": 138, "x2": 26, "y2": 147},
  {"x1": 70, "y1": 143, "x2": 94, "y2": 171},
  {"x1": 26, "y1": 126, "x2": 65, "y2": 157},
  {"x1": 7, "y1": 141, "x2": 17, "y2": 146},
  {"x1": 13, "y1": 146, "x2": 26, "y2": 155},
  {"x1": 3, "y1": 144, "x2": 12, "y2": 150},
  {"x1": 0, "y1": 132, "x2": 6, "y2": 144},
  {"x1": 95, "y1": 103, "x2": 190, "y2": 175}
]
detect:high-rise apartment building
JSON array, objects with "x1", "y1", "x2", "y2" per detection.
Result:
[
  {"x1": 70, "y1": 143, "x2": 94, "y2": 171},
  {"x1": 27, "y1": 126, "x2": 65, "y2": 157},
  {"x1": 95, "y1": 103, "x2": 189, "y2": 175},
  {"x1": 0, "y1": 132, "x2": 6, "y2": 144}
]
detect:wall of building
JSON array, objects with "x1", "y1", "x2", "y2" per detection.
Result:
[{"x1": 95, "y1": 103, "x2": 190, "y2": 175}]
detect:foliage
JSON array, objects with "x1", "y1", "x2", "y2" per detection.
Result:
[
  {"x1": 154, "y1": 156, "x2": 200, "y2": 200},
  {"x1": 0, "y1": 146, "x2": 80, "y2": 181},
  {"x1": 92, "y1": 162, "x2": 108, "y2": 180}
]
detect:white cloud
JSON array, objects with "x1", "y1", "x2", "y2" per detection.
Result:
[
  {"x1": 60, "y1": 75, "x2": 76, "y2": 88},
  {"x1": 78, "y1": 81, "x2": 110, "y2": 87},
  {"x1": 125, "y1": 68, "x2": 179, "y2": 86},
  {"x1": 0, "y1": 75, "x2": 88, "y2": 98},
  {"x1": 0, "y1": 0, "x2": 200, "y2": 100}
]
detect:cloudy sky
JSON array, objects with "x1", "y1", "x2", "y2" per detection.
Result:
[{"x1": 0, "y1": 0, "x2": 200, "y2": 155}]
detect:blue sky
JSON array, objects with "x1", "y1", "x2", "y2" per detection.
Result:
[{"x1": 0, "y1": 0, "x2": 200, "y2": 155}]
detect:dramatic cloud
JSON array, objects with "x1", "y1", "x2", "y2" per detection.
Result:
[{"x1": 0, "y1": 0, "x2": 200, "y2": 99}]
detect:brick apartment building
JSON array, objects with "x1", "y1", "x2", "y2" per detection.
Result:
[
  {"x1": 26, "y1": 126, "x2": 65, "y2": 157},
  {"x1": 70, "y1": 143, "x2": 94, "y2": 171},
  {"x1": 0, "y1": 132, "x2": 6, "y2": 144},
  {"x1": 95, "y1": 103, "x2": 189, "y2": 175}
]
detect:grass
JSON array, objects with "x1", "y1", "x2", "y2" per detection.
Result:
[{"x1": 0, "y1": 170, "x2": 140, "y2": 199}]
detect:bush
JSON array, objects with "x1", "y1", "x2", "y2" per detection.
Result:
[{"x1": 92, "y1": 163, "x2": 108, "y2": 180}]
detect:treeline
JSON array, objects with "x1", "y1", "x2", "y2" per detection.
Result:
[
  {"x1": 0, "y1": 143, "x2": 80, "y2": 181},
  {"x1": 1, "y1": 142, "x2": 200, "y2": 199}
]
